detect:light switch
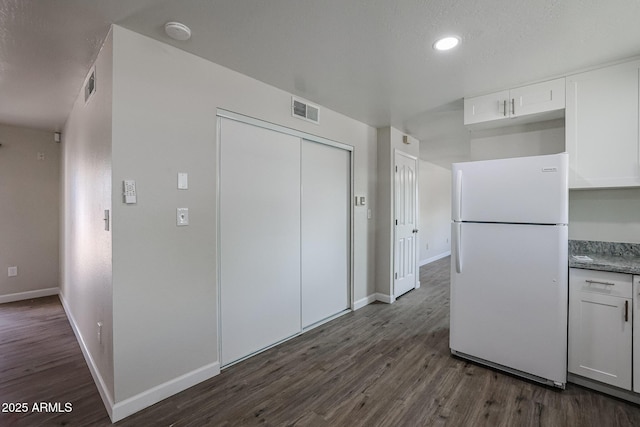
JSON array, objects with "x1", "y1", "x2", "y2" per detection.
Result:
[
  {"x1": 359, "y1": 196, "x2": 366, "y2": 206},
  {"x1": 177, "y1": 208, "x2": 189, "y2": 226},
  {"x1": 178, "y1": 172, "x2": 188, "y2": 190},
  {"x1": 8, "y1": 266, "x2": 18, "y2": 277}
]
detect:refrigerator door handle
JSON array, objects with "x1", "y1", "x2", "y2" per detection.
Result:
[
  {"x1": 454, "y1": 222, "x2": 462, "y2": 273},
  {"x1": 453, "y1": 170, "x2": 463, "y2": 221}
]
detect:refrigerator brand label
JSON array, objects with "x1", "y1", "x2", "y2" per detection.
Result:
[{"x1": 542, "y1": 167, "x2": 558, "y2": 172}]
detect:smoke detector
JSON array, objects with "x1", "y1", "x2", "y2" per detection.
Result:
[{"x1": 165, "y1": 22, "x2": 192, "y2": 41}]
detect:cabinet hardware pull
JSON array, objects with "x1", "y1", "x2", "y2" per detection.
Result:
[
  {"x1": 511, "y1": 98, "x2": 515, "y2": 116},
  {"x1": 585, "y1": 279, "x2": 615, "y2": 286},
  {"x1": 625, "y1": 300, "x2": 629, "y2": 322},
  {"x1": 503, "y1": 100, "x2": 507, "y2": 117}
]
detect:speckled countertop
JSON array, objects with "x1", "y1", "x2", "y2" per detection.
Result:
[{"x1": 569, "y1": 240, "x2": 640, "y2": 275}]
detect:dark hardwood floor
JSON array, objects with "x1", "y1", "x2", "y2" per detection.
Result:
[{"x1": 2, "y1": 256, "x2": 640, "y2": 426}]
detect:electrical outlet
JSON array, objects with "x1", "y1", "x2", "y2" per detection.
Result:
[{"x1": 8, "y1": 266, "x2": 18, "y2": 277}]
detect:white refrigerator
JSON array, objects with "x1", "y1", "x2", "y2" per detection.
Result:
[{"x1": 450, "y1": 153, "x2": 568, "y2": 388}]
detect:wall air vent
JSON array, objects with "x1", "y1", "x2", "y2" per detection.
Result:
[
  {"x1": 84, "y1": 67, "x2": 96, "y2": 103},
  {"x1": 292, "y1": 97, "x2": 320, "y2": 124}
]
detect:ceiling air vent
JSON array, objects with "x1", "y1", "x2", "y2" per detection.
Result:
[
  {"x1": 292, "y1": 97, "x2": 320, "y2": 124},
  {"x1": 84, "y1": 67, "x2": 96, "y2": 103}
]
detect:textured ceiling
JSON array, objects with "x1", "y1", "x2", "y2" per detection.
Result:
[{"x1": 2, "y1": 0, "x2": 640, "y2": 149}]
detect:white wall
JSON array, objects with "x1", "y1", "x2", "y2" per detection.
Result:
[
  {"x1": 375, "y1": 127, "x2": 419, "y2": 297},
  {"x1": 61, "y1": 30, "x2": 114, "y2": 399},
  {"x1": 415, "y1": 108, "x2": 471, "y2": 169},
  {"x1": 469, "y1": 119, "x2": 565, "y2": 161},
  {"x1": 0, "y1": 124, "x2": 59, "y2": 301},
  {"x1": 109, "y1": 25, "x2": 377, "y2": 405},
  {"x1": 569, "y1": 188, "x2": 640, "y2": 243},
  {"x1": 418, "y1": 160, "x2": 451, "y2": 264}
]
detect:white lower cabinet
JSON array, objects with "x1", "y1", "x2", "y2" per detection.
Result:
[
  {"x1": 568, "y1": 268, "x2": 632, "y2": 390},
  {"x1": 634, "y1": 276, "x2": 640, "y2": 393}
]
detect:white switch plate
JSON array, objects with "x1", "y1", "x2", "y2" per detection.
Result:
[
  {"x1": 178, "y1": 172, "x2": 188, "y2": 190},
  {"x1": 177, "y1": 208, "x2": 189, "y2": 226},
  {"x1": 8, "y1": 266, "x2": 18, "y2": 277},
  {"x1": 367, "y1": 209, "x2": 372, "y2": 219}
]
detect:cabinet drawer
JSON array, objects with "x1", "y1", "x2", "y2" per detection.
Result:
[{"x1": 570, "y1": 268, "x2": 632, "y2": 298}]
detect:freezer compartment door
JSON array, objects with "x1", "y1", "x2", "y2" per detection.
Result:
[
  {"x1": 450, "y1": 222, "x2": 568, "y2": 384},
  {"x1": 452, "y1": 153, "x2": 568, "y2": 224}
]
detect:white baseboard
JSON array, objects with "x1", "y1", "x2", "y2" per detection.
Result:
[
  {"x1": 419, "y1": 251, "x2": 451, "y2": 267},
  {"x1": 60, "y1": 292, "x2": 221, "y2": 423},
  {"x1": 0, "y1": 287, "x2": 59, "y2": 304},
  {"x1": 353, "y1": 294, "x2": 377, "y2": 310},
  {"x1": 59, "y1": 293, "x2": 115, "y2": 420},
  {"x1": 112, "y1": 361, "x2": 220, "y2": 422},
  {"x1": 375, "y1": 293, "x2": 395, "y2": 304}
]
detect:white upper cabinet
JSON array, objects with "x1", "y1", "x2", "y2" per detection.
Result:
[
  {"x1": 464, "y1": 90, "x2": 510, "y2": 124},
  {"x1": 566, "y1": 60, "x2": 640, "y2": 189},
  {"x1": 511, "y1": 78, "x2": 566, "y2": 117},
  {"x1": 464, "y1": 78, "x2": 565, "y2": 127}
]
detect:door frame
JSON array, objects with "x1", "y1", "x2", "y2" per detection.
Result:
[
  {"x1": 393, "y1": 149, "x2": 419, "y2": 299},
  {"x1": 215, "y1": 109, "x2": 354, "y2": 366}
]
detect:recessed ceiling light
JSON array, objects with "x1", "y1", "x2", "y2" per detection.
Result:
[
  {"x1": 165, "y1": 22, "x2": 192, "y2": 41},
  {"x1": 433, "y1": 36, "x2": 460, "y2": 51}
]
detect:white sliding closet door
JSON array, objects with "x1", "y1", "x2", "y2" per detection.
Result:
[
  {"x1": 220, "y1": 118, "x2": 301, "y2": 366},
  {"x1": 301, "y1": 140, "x2": 350, "y2": 328}
]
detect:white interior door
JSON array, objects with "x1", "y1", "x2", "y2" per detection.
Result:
[
  {"x1": 394, "y1": 151, "x2": 418, "y2": 298},
  {"x1": 219, "y1": 118, "x2": 302, "y2": 366},
  {"x1": 301, "y1": 140, "x2": 350, "y2": 328}
]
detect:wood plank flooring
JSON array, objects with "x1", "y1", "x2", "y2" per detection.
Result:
[{"x1": 2, "y1": 256, "x2": 640, "y2": 426}]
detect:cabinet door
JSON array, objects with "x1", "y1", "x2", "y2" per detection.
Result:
[
  {"x1": 566, "y1": 60, "x2": 640, "y2": 188},
  {"x1": 568, "y1": 280, "x2": 632, "y2": 389},
  {"x1": 463, "y1": 90, "x2": 509, "y2": 125},
  {"x1": 510, "y1": 78, "x2": 565, "y2": 118},
  {"x1": 634, "y1": 276, "x2": 640, "y2": 393}
]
